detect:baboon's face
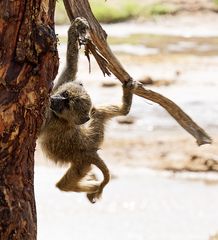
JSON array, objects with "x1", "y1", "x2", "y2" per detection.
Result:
[{"x1": 50, "y1": 82, "x2": 92, "y2": 125}]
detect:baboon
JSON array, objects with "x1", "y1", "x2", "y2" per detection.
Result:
[{"x1": 39, "y1": 17, "x2": 134, "y2": 203}]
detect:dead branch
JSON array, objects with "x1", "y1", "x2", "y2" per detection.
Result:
[
  {"x1": 84, "y1": 39, "x2": 111, "y2": 76},
  {"x1": 63, "y1": 0, "x2": 212, "y2": 146}
]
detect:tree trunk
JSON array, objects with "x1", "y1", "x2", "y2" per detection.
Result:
[{"x1": 0, "y1": 1, "x2": 58, "y2": 239}]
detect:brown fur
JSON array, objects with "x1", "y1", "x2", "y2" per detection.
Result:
[{"x1": 39, "y1": 17, "x2": 134, "y2": 203}]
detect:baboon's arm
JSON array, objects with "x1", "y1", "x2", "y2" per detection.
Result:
[
  {"x1": 53, "y1": 23, "x2": 78, "y2": 91},
  {"x1": 83, "y1": 83, "x2": 133, "y2": 145},
  {"x1": 93, "y1": 83, "x2": 133, "y2": 118},
  {"x1": 119, "y1": 83, "x2": 133, "y2": 115},
  {"x1": 53, "y1": 18, "x2": 89, "y2": 91}
]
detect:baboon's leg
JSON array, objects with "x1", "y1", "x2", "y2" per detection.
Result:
[
  {"x1": 56, "y1": 163, "x2": 99, "y2": 193},
  {"x1": 86, "y1": 83, "x2": 134, "y2": 145},
  {"x1": 87, "y1": 154, "x2": 110, "y2": 203}
]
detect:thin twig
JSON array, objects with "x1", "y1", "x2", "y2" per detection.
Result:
[{"x1": 84, "y1": 39, "x2": 111, "y2": 76}]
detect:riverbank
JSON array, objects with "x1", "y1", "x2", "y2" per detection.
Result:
[{"x1": 55, "y1": 0, "x2": 218, "y2": 24}]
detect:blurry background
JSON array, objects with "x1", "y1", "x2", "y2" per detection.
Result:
[{"x1": 35, "y1": 1, "x2": 218, "y2": 239}]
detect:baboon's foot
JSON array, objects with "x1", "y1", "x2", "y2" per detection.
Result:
[
  {"x1": 56, "y1": 180, "x2": 99, "y2": 193},
  {"x1": 78, "y1": 180, "x2": 100, "y2": 193}
]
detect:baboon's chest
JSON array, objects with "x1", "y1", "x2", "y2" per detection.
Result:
[{"x1": 40, "y1": 130, "x2": 84, "y2": 164}]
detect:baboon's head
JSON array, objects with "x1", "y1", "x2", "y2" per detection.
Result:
[{"x1": 50, "y1": 81, "x2": 92, "y2": 125}]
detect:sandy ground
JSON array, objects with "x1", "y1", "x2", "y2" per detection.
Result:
[
  {"x1": 35, "y1": 165, "x2": 218, "y2": 240},
  {"x1": 35, "y1": 10, "x2": 218, "y2": 240}
]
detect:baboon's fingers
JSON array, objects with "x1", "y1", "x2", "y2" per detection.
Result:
[
  {"x1": 73, "y1": 17, "x2": 90, "y2": 45},
  {"x1": 123, "y1": 78, "x2": 139, "y2": 90}
]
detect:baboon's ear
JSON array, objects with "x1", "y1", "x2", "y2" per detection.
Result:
[{"x1": 90, "y1": 107, "x2": 97, "y2": 117}]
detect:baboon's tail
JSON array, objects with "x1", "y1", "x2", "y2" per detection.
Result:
[{"x1": 92, "y1": 155, "x2": 110, "y2": 191}]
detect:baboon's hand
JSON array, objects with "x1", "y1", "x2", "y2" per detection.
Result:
[
  {"x1": 123, "y1": 79, "x2": 138, "y2": 91},
  {"x1": 71, "y1": 17, "x2": 90, "y2": 45}
]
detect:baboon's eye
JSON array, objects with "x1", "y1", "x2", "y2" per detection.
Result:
[{"x1": 61, "y1": 91, "x2": 69, "y2": 99}]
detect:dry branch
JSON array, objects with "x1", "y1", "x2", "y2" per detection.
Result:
[{"x1": 63, "y1": 0, "x2": 212, "y2": 146}]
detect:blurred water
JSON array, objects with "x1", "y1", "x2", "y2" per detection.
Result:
[
  {"x1": 56, "y1": 20, "x2": 218, "y2": 38},
  {"x1": 111, "y1": 44, "x2": 159, "y2": 56}
]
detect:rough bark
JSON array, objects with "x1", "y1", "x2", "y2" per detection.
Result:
[
  {"x1": 0, "y1": 1, "x2": 58, "y2": 239},
  {"x1": 63, "y1": 0, "x2": 212, "y2": 146}
]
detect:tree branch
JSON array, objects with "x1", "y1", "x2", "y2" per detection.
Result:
[{"x1": 63, "y1": 0, "x2": 212, "y2": 146}]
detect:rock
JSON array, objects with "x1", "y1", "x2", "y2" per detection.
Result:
[
  {"x1": 101, "y1": 81, "x2": 118, "y2": 88},
  {"x1": 139, "y1": 76, "x2": 174, "y2": 86},
  {"x1": 117, "y1": 116, "x2": 135, "y2": 125},
  {"x1": 139, "y1": 76, "x2": 154, "y2": 85}
]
